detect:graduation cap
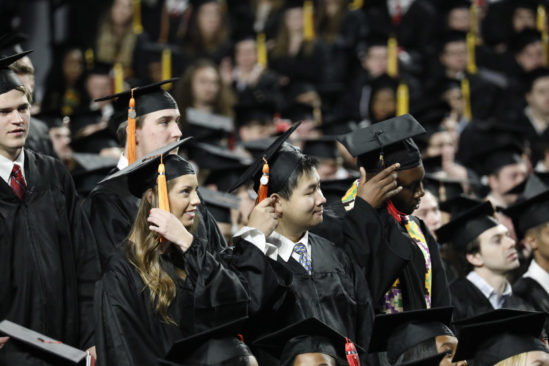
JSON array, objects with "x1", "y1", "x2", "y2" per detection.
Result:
[
  {"x1": 252, "y1": 317, "x2": 365, "y2": 366},
  {"x1": 337, "y1": 114, "x2": 426, "y2": 173},
  {"x1": 502, "y1": 173, "x2": 549, "y2": 238},
  {"x1": 395, "y1": 352, "x2": 449, "y2": 366},
  {"x1": 234, "y1": 102, "x2": 276, "y2": 128},
  {"x1": 368, "y1": 307, "x2": 455, "y2": 363},
  {"x1": 283, "y1": 102, "x2": 315, "y2": 122},
  {"x1": 71, "y1": 153, "x2": 118, "y2": 196},
  {"x1": 0, "y1": 50, "x2": 32, "y2": 95},
  {"x1": 0, "y1": 32, "x2": 27, "y2": 56},
  {"x1": 366, "y1": 32, "x2": 390, "y2": 48},
  {"x1": 164, "y1": 316, "x2": 253, "y2": 364},
  {"x1": 423, "y1": 173, "x2": 465, "y2": 203},
  {"x1": 510, "y1": 28, "x2": 542, "y2": 54},
  {"x1": 452, "y1": 311, "x2": 548, "y2": 364},
  {"x1": 465, "y1": 138, "x2": 526, "y2": 177},
  {"x1": 189, "y1": 0, "x2": 219, "y2": 9},
  {"x1": 134, "y1": 42, "x2": 183, "y2": 85},
  {"x1": 421, "y1": 155, "x2": 443, "y2": 174},
  {"x1": 525, "y1": 67, "x2": 549, "y2": 92},
  {"x1": 228, "y1": 122, "x2": 302, "y2": 193},
  {"x1": 68, "y1": 109, "x2": 104, "y2": 137},
  {"x1": 438, "y1": 194, "x2": 482, "y2": 216},
  {"x1": 70, "y1": 128, "x2": 118, "y2": 154},
  {"x1": 437, "y1": 30, "x2": 467, "y2": 53},
  {"x1": 452, "y1": 308, "x2": 536, "y2": 328},
  {"x1": 198, "y1": 187, "x2": 240, "y2": 224},
  {"x1": 0, "y1": 320, "x2": 91, "y2": 365},
  {"x1": 191, "y1": 142, "x2": 253, "y2": 170},
  {"x1": 435, "y1": 200, "x2": 499, "y2": 250},
  {"x1": 95, "y1": 78, "x2": 179, "y2": 157},
  {"x1": 100, "y1": 137, "x2": 194, "y2": 197},
  {"x1": 242, "y1": 137, "x2": 277, "y2": 159},
  {"x1": 320, "y1": 176, "x2": 359, "y2": 205},
  {"x1": 186, "y1": 108, "x2": 234, "y2": 143}
]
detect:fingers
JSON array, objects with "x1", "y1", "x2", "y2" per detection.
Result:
[
  {"x1": 384, "y1": 186, "x2": 403, "y2": 199},
  {"x1": 359, "y1": 167, "x2": 366, "y2": 184},
  {"x1": 373, "y1": 163, "x2": 400, "y2": 181}
]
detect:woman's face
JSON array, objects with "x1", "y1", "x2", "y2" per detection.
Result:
[
  {"x1": 371, "y1": 88, "x2": 396, "y2": 122},
  {"x1": 197, "y1": 2, "x2": 222, "y2": 36},
  {"x1": 435, "y1": 335, "x2": 466, "y2": 366},
  {"x1": 63, "y1": 49, "x2": 84, "y2": 85},
  {"x1": 285, "y1": 7, "x2": 304, "y2": 34},
  {"x1": 191, "y1": 66, "x2": 220, "y2": 105},
  {"x1": 168, "y1": 174, "x2": 201, "y2": 229},
  {"x1": 525, "y1": 351, "x2": 549, "y2": 365},
  {"x1": 111, "y1": 0, "x2": 133, "y2": 26}
]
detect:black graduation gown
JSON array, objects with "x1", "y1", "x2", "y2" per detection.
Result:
[
  {"x1": 84, "y1": 167, "x2": 228, "y2": 268},
  {"x1": 449, "y1": 278, "x2": 534, "y2": 322},
  {"x1": 0, "y1": 149, "x2": 100, "y2": 366},
  {"x1": 315, "y1": 197, "x2": 451, "y2": 313},
  {"x1": 231, "y1": 233, "x2": 374, "y2": 356},
  {"x1": 513, "y1": 276, "x2": 549, "y2": 334},
  {"x1": 94, "y1": 240, "x2": 249, "y2": 366}
]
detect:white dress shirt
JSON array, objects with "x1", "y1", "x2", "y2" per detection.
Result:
[
  {"x1": 117, "y1": 153, "x2": 128, "y2": 171},
  {"x1": 233, "y1": 226, "x2": 311, "y2": 267},
  {"x1": 523, "y1": 259, "x2": 549, "y2": 294},
  {"x1": 0, "y1": 150, "x2": 25, "y2": 184},
  {"x1": 467, "y1": 271, "x2": 513, "y2": 309}
]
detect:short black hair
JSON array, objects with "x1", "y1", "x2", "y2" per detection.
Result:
[{"x1": 274, "y1": 146, "x2": 319, "y2": 200}]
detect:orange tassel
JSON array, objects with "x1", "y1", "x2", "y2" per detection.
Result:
[
  {"x1": 127, "y1": 89, "x2": 137, "y2": 165},
  {"x1": 157, "y1": 154, "x2": 170, "y2": 242},
  {"x1": 256, "y1": 157, "x2": 269, "y2": 204}
]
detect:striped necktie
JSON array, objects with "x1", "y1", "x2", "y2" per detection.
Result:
[
  {"x1": 293, "y1": 243, "x2": 312, "y2": 275},
  {"x1": 9, "y1": 164, "x2": 26, "y2": 200}
]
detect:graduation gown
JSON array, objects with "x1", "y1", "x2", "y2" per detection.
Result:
[
  {"x1": 94, "y1": 240, "x2": 249, "y2": 366},
  {"x1": 231, "y1": 233, "x2": 374, "y2": 356},
  {"x1": 315, "y1": 197, "x2": 451, "y2": 312},
  {"x1": 84, "y1": 167, "x2": 227, "y2": 268},
  {"x1": 0, "y1": 149, "x2": 100, "y2": 366},
  {"x1": 513, "y1": 276, "x2": 549, "y2": 334},
  {"x1": 449, "y1": 278, "x2": 534, "y2": 322}
]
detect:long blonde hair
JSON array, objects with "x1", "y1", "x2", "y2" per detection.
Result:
[
  {"x1": 494, "y1": 352, "x2": 528, "y2": 366},
  {"x1": 125, "y1": 183, "x2": 197, "y2": 324}
]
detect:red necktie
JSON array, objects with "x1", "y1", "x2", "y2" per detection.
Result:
[{"x1": 9, "y1": 164, "x2": 26, "y2": 200}]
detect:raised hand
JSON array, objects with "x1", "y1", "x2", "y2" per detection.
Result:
[
  {"x1": 356, "y1": 164, "x2": 403, "y2": 209},
  {"x1": 148, "y1": 208, "x2": 194, "y2": 252},
  {"x1": 247, "y1": 197, "x2": 279, "y2": 237}
]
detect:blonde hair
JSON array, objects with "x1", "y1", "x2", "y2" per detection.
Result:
[
  {"x1": 494, "y1": 352, "x2": 528, "y2": 366},
  {"x1": 125, "y1": 181, "x2": 197, "y2": 324}
]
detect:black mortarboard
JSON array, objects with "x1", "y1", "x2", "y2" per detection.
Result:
[
  {"x1": 421, "y1": 155, "x2": 443, "y2": 174},
  {"x1": 366, "y1": 32, "x2": 389, "y2": 48},
  {"x1": 68, "y1": 109, "x2": 103, "y2": 136},
  {"x1": 442, "y1": 0, "x2": 471, "y2": 12},
  {"x1": 337, "y1": 114, "x2": 426, "y2": 172},
  {"x1": 466, "y1": 139, "x2": 525, "y2": 177},
  {"x1": 525, "y1": 67, "x2": 549, "y2": 92},
  {"x1": 0, "y1": 50, "x2": 32, "y2": 95},
  {"x1": 0, "y1": 320, "x2": 89, "y2": 364},
  {"x1": 186, "y1": 108, "x2": 234, "y2": 143},
  {"x1": 253, "y1": 317, "x2": 365, "y2": 365},
  {"x1": 320, "y1": 176, "x2": 358, "y2": 205},
  {"x1": 95, "y1": 78, "x2": 179, "y2": 132},
  {"x1": 71, "y1": 153, "x2": 118, "y2": 196},
  {"x1": 510, "y1": 28, "x2": 542, "y2": 54},
  {"x1": 503, "y1": 173, "x2": 549, "y2": 238},
  {"x1": 134, "y1": 42, "x2": 183, "y2": 84},
  {"x1": 0, "y1": 32, "x2": 27, "y2": 56},
  {"x1": 435, "y1": 200, "x2": 499, "y2": 250},
  {"x1": 165, "y1": 316, "x2": 252, "y2": 364},
  {"x1": 452, "y1": 308, "x2": 535, "y2": 328},
  {"x1": 100, "y1": 138, "x2": 194, "y2": 197},
  {"x1": 234, "y1": 103, "x2": 276, "y2": 128},
  {"x1": 198, "y1": 187, "x2": 240, "y2": 224},
  {"x1": 190, "y1": 142, "x2": 253, "y2": 170},
  {"x1": 511, "y1": 0, "x2": 539, "y2": 12},
  {"x1": 86, "y1": 61, "x2": 112, "y2": 76},
  {"x1": 452, "y1": 311, "x2": 548, "y2": 364},
  {"x1": 283, "y1": 102, "x2": 315, "y2": 122},
  {"x1": 369, "y1": 307, "x2": 455, "y2": 363},
  {"x1": 228, "y1": 122, "x2": 302, "y2": 193},
  {"x1": 396, "y1": 352, "x2": 449, "y2": 366},
  {"x1": 189, "y1": 0, "x2": 219, "y2": 9},
  {"x1": 438, "y1": 194, "x2": 483, "y2": 216},
  {"x1": 70, "y1": 128, "x2": 118, "y2": 154},
  {"x1": 423, "y1": 173, "x2": 465, "y2": 203},
  {"x1": 438, "y1": 31, "x2": 467, "y2": 53},
  {"x1": 283, "y1": 0, "x2": 307, "y2": 10},
  {"x1": 302, "y1": 136, "x2": 339, "y2": 160},
  {"x1": 242, "y1": 137, "x2": 277, "y2": 159}
]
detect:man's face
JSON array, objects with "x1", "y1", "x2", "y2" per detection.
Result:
[
  {"x1": 526, "y1": 76, "x2": 549, "y2": 115},
  {"x1": 134, "y1": 108, "x2": 182, "y2": 158},
  {"x1": 469, "y1": 224, "x2": 520, "y2": 274},
  {"x1": 516, "y1": 42, "x2": 545, "y2": 72},
  {"x1": 86, "y1": 74, "x2": 112, "y2": 101},
  {"x1": 0, "y1": 89, "x2": 30, "y2": 159},
  {"x1": 235, "y1": 40, "x2": 257, "y2": 69},
  {"x1": 14, "y1": 56, "x2": 35, "y2": 95},
  {"x1": 277, "y1": 169, "x2": 326, "y2": 231},
  {"x1": 363, "y1": 46, "x2": 388, "y2": 78},
  {"x1": 490, "y1": 162, "x2": 528, "y2": 204},
  {"x1": 448, "y1": 8, "x2": 470, "y2": 32},
  {"x1": 528, "y1": 222, "x2": 549, "y2": 262},
  {"x1": 440, "y1": 41, "x2": 467, "y2": 74},
  {"x1": 392, "y1": 165, "x2": 426, "y2": 215},
  {"x1": 513, "y1": 8, "x2": 536, "y2": 32},
  {"x1": 49, "y1": 125, "x2": 72, "y2": 161}
]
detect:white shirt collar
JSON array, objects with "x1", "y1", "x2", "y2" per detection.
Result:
[
  {"x1": 467, "y1": 271, "x2": 512, "y2": 309},
  {"x1": 117, "y1": 153, "x2": 128, "y2": 171},
  {"x1": 0, "y1": 149, "x2": 25, "y2": 184},
  {"x1": 268, "y1": 230, "x2": 310, "y2": 262},
  {"x1": 523, "y1": 260, "x2": 549, "y2": 294}
]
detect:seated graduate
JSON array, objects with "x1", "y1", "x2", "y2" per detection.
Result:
[
  {"x1": 160, "y1": 317, "x2": 259, "y2": 366},
  {"x1": 316, "y1": 114, "x2": 450, "y2": 313},
  {"x1": 84, "y1": 79, "x2": 226, "y2": 268},
  {"x1": 368, "y1": 307, "x2": 465, "y2": 366},
  {"x1": 252, "y1": 317, "x2": 365, "y2": 366},
  {"x1": 503, "y1": 173, "x2": 549, "y2": 334},
  {"x1": 228, "y1": 122, "x2": 374, "y2": 356},
  {"x1": 94, "y1": 143, "x2": 249, "y2": 366},
  {"x1": 436, "y1": 199, "x2": 530, "y2": 321},
  {"x1": 452, "y1": 310, "x2": 549, "y2": 366}
]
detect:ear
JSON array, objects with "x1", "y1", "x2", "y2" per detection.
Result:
[
  {"x1": 145, "y1": 189, "x2": 153, "y2": 205},
  {"x1": 466, "y1": 251, "x2": 484, "y2": 268},
  {"x1": 524, "y1": 234, "x2": 539, "y2": 252},
  {"x1": 487, "y1": 174, "x2": 498, "y2": 192},
  {"x1": 271, "y1": 193, "x2": 283, "y2": 214}
]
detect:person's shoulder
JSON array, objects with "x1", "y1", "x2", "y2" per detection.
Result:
[{"x1": 512, "y1": 276, "x2": 541, "y2": 295}]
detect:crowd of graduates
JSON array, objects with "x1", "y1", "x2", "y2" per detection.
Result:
[{"x1": 1, "y1": 0, "x2": 549, "y2": 365}]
